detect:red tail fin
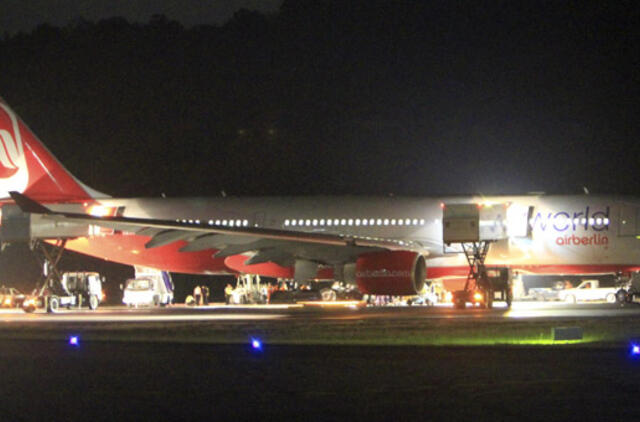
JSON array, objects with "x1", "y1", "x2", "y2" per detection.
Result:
[{"x1": 0, "y1": 98, "x2": 104, "y2": 202}]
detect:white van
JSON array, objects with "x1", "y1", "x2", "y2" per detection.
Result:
[{"x1": 122, "y1": 266, "x2": 174, "y2": 307}]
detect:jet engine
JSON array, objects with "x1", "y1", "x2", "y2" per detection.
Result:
[{"x1": 355, "y1": 250, "x2": 426, "y2": 295}]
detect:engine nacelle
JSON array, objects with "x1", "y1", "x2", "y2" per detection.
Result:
[{"x1": 355, "y1": 250, "x2": 426, "y2": 295}]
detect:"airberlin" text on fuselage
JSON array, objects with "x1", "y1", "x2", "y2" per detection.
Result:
[{"x1": 555, "y1": 233, "x2": 609, "y2": 246}]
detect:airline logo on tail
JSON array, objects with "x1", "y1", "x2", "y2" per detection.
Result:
[{"x1": 0, "y1": 103, "x2": 28, "y2": 197}]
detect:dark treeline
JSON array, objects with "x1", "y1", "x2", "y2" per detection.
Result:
[{"x1": 0, "y1": 0, "x2": 638, "y2": 197}]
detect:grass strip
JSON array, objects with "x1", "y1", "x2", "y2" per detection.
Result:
[{"x1": 1, "y1": 315, "x2": 639, "y2": 347}]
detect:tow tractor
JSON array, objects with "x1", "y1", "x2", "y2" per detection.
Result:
[
  {"x1": 22, "y1": 240, "x2": 104, "y2": 313},
  {"x1": 615, "y1": 272, "x2": 640, "y2": 304},
  {"x1": 443, "y1": 203, "x2": 517, "y2": 309}
]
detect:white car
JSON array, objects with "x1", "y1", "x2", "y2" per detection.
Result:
[{"x1": 558, "y1": 280, "x2": 617, "y2": 304}]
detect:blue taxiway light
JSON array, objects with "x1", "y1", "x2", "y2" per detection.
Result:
[
  {"x1": 251, "y1": 338, "x2": 263, "y2": 350},
  {"x1": 69, "y1": 336, "x2": 79, "y2": 346},
  {"x1": 631, "y1": 344, "x2": 640, "y2": 356}
]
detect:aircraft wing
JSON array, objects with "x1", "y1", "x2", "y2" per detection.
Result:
[{"x1": 9, "y1": 192, "x2": 424, "y2": 261}]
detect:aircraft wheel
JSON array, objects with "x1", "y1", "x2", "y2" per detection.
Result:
[
  {"x1": 320, "y1": 288, "x2": 337, "y2": 301},
  {"x1": 605, "y1": 293, "x2": 616, "y2": 304},
  {"x1": 47, "y1": 296, "x2": 60, "y2": 313},
  {"x1": 23, "y1": 304, "x2": 36, "y2": 313}
]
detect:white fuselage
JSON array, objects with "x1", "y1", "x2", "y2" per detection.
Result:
[{"x1": 65, "y1": 193, "x2": 640, "y2": 276}]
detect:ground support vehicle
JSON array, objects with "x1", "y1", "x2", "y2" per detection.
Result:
[
  {"x1": 452, "y1": 266, "x2": 513, "y2": 309},
  {"x1": 558, "y1": 279, "x2": 617, "y2": 303},
  {"x1": 269, "y1": 288, "x2": 322, "y2": 304},
  {"x1": 529, "y1": 281, "x2": 567, "y2": 301},
  {"x1": 227, "y1": 274, "x2": 267, "y2": 304},
  {"x1": 23, "y1": 271, "x2": 104, "y2": 313},
  {"x1": 21, "y1": 240, "x2": 105, "y2": 313},
  {"x1": 406, "y1": 295, "x2": 434, "y2": 306},
  {"x1": 449, "y1": 239, "x2": 513, "y2": 310},
  {"x1": 407, "y1": 282, "x2": 441, "y2": 306},
  {"x1": 615, "y1": 273, "x2": 640, "y2": 304},
  {"x1": 123, "y1": 277, "x2": 173, "y2": 307},
  {"x1": 122, "y1": 266, "x2": 173, "y2": 307},
  {"x1": 0, "y1": 287, "x2": 26, "y2": 308},
  {"x1": 268, "y1": 281, "x2": 362, "y2": 304}
]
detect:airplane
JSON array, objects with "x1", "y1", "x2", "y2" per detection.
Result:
[{"x1": 1, "y1": 96, "x2": 639, "y2": 297}]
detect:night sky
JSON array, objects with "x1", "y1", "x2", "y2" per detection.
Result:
[
  {"x1": 1, "y1": 0, "x2": 638, "y2": 198},
  {"x1": 0, "y1": 0, "x2": 638, "y2": 294}
]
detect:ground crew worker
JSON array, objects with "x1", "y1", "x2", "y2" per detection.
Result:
[
  {"x1": 194, "y1": 285, "x2": 202, "y2": 306},
  {"x1": 267, "y1": 283, "x2": 276, "y2": 303},
  {"x1": 203, "y1": 285, "x2": 210, "y2": 305},
  {"x1": 224, "y1": 283, "x2": 233, "y2": 305}
]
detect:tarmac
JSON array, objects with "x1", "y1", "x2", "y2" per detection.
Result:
[
  {"x1": 2, "y1": 300, "x2": 640, "y2": 323},
  {"x1": 2, "y1": 301, "x2": 640, "y2": 420}
]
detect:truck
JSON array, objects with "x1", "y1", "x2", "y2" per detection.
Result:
[
  {"x1": 22, "y1": 271, "x2": 104, "y2": 313},
  {"x1": 557, "y1": 279, "x2": 617, "y2": 304},
  {"x1": 0, "y1": 287, "x2": 26, "y2": 308},
  {"x1": 122, "y1": 267, "x2": 173, "y2": 307}
]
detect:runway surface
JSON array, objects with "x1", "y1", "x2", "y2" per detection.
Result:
[{"x1": 3, "y1": 301, "x2": 640, "y2": 348}]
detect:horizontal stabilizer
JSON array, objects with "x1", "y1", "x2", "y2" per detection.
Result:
[{"x1": 9, "y1": 191, "x2": 52, "y2": 214}]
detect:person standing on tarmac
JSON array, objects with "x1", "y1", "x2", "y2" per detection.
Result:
[
  {"x1": 224, "y1": 283, "x2": 233, "y2": 305},
  {"x1": 203, "y1": 285, "x2": 210, "y2": 305},
  {"x1": 194, "y1": 285, "x2": 202, "y2": 306}
]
